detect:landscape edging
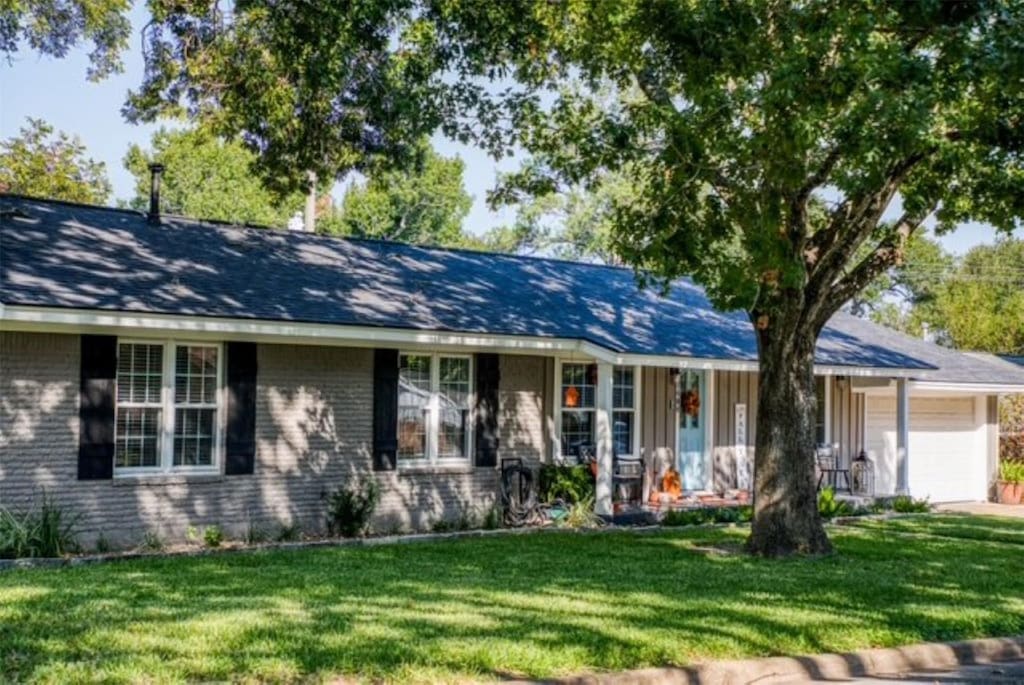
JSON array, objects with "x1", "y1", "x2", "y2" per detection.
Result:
[{"x1": 0, "y1": 511, "x2": 931, "y2": 572}]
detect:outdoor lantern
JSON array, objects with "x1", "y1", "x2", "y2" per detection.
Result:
[{"x1": 851, "y1": 450, "x2": 875, "y2": 497}]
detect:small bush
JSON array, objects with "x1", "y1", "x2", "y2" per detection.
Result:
[
  {"x1": 0, "y1": 496, "x2": 80, "y2": 559},
  {"x1": 186, "y1": 525, "x2": 200, "y2": 544},
  {"x1": 203, "y1": 525, "x2": 223, "y2": 548},
  {"x1": 891, "y1": 494, "x2": 931, "y2": 513},
  {"x1": 999, "y1": 460, "x2": 1024, "y2": 484},
  {"x1": 141, "y1": 531, "x2": 164, "y2": 552},
  {"x1": 560, "y1": 497, "x2": 603, "y2": 529},
  {"x1": 94, "y1": 533, "x2": 111, "y2": 554},
  {"x1": 275, "y1": 524, "x2": 301, "y2": 542},
  {"x1": 818, "y1": 487, "x2": 854, "y2": 519},
  {"x1": 245, "y1": 523, "x2": 269, "y2": 545},
  {"x1": 538, "y1": 464, "x2": 596, "y2": 504},
  {"x1": 326, "y1": 478, "x2": 380, "y2": 538},
  {"x1": 482, "y1": 504, "x2": 502, "y2": 530}
]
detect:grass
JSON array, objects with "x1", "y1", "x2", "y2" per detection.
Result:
[{"x1": 2, "y1": 514, "x2": 1024, "y2": 683}]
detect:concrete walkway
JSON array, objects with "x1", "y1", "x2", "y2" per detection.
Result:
[{"x1": 936, "y1": 502, "x2": 1024, "y2": 518}]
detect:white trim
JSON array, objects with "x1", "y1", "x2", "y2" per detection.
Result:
[
  {"x1": 910, "y1": 381, "x2": 1024, "y2": 394},
  {"x1": 113, "y1": 339, "x2": 224, "y2": 477},
  {"x1": 396, "y1": 351, "x2": 474, "y2": 467},
  {"x1": 0, "y1": 304, "x2": 965, "y2": 380}
]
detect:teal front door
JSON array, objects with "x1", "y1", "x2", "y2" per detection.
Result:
[{"x1": 678, "y1": 370, "x2": 708, "y2": 491}]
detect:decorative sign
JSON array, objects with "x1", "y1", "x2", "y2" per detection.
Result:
[{"x1": 735, "y1": 403, "x2": 751, "y2": 490}]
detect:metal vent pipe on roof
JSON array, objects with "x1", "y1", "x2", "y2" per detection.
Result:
[{"x1": 147, "y1": 163, "x2": 165, "y2": 225}]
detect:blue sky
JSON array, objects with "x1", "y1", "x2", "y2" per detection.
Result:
[{"x1": 0, "y1": 6, "x2": 1006, "y2": 252}]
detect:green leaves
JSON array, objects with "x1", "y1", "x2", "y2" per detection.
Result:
[
  {"x1": 123, "y1": 128, "x2": 305, "y2": 227},
  {"x1": 0, "y1": 118, "x2": 111, "y2": 204}
]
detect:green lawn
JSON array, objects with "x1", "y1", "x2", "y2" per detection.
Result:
[{"x1": 2, "y1": 515, "x2": 1024, "y2": 684}]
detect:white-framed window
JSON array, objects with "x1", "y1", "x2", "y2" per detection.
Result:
[
  {"x1": 556, "y1": 362, "x2": 640, "y2": 459},
  {"x1": 115, "y1": 340, "x2": 224, "y2": 474},
  {"x1": 814, "y1": 376, "x2": 830, "y2": 445},
  {"x1": 397, "y1": 352, "x2": 473, "y2": 464},
  {"x1": 612, "y1": 366, "x2": 637, "y2": 458},
  {"x1": 559, "y1": 362, "x2": 596, "y2": 458}
]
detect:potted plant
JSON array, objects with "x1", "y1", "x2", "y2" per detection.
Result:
[{"x1": 996, "y1": 460, "x2": 1024, "y2": 504}]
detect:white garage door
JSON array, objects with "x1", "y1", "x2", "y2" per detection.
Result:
[{"x1": 864, "y1": 395, "x2": 984, "y2": 502}]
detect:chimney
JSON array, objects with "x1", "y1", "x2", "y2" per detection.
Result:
[{"x1": 147, "y1": 163, "x2": 165, "y2": 225}]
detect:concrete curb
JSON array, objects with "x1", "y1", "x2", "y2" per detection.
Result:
[{"x1": 517, "y1": 635, "x2": 1024, "y2": 685}]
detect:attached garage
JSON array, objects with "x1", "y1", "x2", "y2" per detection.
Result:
[{"x1": 864, "y1": 394, "x2": 987, "y2": 502}]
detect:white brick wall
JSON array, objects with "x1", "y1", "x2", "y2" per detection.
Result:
[{"x1": 0, "y1": 333, "x2": 550, "y2": 546}]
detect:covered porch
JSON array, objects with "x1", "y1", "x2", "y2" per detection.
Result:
[{"x1": 548, "y1": 357, "x2": 895, "y2": 516}]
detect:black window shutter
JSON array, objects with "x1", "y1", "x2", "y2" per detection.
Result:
[
  {"x1": 475, "y1": 353, "x2": 500, "y2": 467},
  {"x1": 78, "y1": 335, "x2": 118, "y2": 480},
  {"x1": 225, "y1": 342, "x2": 258, "y2": 475},
  {"x1": 373, "y1": 349, "x2": 399, "y2": 471}
]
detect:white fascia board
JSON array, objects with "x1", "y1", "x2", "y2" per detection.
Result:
[
  {"x1": 909, "y1": 380, "x2": 1024, "y2": 395},
  {"x1": 610, "y1": 352, "x2": 923, "y2": 378},
  {"x1": 0, "y1": 304, "x2": 945, "y2": 379},
  {"x1": 0, "y1": 304, "x2": 616, "y2": 360}
]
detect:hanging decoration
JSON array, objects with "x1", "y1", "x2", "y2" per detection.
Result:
[
  {"x1": 682, "y1": 388, "x2": 701, "y2": 419},
  {"x1": 564, "y1": 385, "x2": 580, "y2": 408}
]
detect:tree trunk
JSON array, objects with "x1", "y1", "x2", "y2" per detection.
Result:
[{"x1": 746, "y1": 320, "x2": 832, "y2": 557}]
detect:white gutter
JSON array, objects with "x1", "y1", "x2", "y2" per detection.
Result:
[
  {"x1": 909, "y1": 380, "x2": 1024, "y2": 394},
  {"x1": 0, "y1": 303, "x2": 950, "y2": 379}
]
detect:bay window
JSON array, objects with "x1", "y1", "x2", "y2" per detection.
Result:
[
  {"x1": 115, "y1": 341, "x2": 223, "y2": 474},
  {"x1": 398, "y1": 353, "x2": 473, "y2": 464}
]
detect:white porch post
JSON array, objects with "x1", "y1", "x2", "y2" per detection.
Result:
[
  {"x1": 896, "y1": 377, "x2": 910, "y2": 495},
  {"x1": 595, "y1": 361, "x2": 614, "y2": 518}
]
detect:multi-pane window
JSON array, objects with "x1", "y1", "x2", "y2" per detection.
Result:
[
  {"x1": 173, "y1": 346, "x2": 219, "y2": 466},
  {"x1": 560, "y1": 363, "x2": 596, "y2": 457},
  {"x1": 814, "y1": 376, "x2": 828, "y2": 445},
  {"x1": 612, "y1": 366, "x2": 636, "y2": 457},
  {"x1": 438, "y1": 357, "x2": 471, "y2": 459},
  {"x1": 398, "y1": 353, "x2": 473, "y2": 464},
  {"x1": 398, "y1": 355, "x2": 431, "y2": 460},
  {"x1": 115, "y1": 341, "x2": 222, "y2": 473},
  {"x1": 115, "y1": 343, "x2": 163, "y2": 468}
]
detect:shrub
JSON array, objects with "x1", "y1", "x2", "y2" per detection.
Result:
[
  {"x1": 891, "y1": 494, "x2": 931, "y2": 513},
  {"x1": 538, "y1": 464, "x2": 596, "y2": 504},
  {"x1": 560, "y1": 497, "x2": 603, "y2": 529},
  {"x1": 0, "y1": 496, "x2": 80, "y2": 559},
  {"x1": 203, "y1": 525, "x2": 223, "y2": 548},
  {"x1": 326, "y1": 478, "x2": 380, "y2": 537},
  {"x1": 141, "y1": 531, "x2": 164, "y2": 552},
  {"x1": 818, "y1": 487, "x2": 853, "y2": 519},
  {"x1": 660, "y1": 506, "x2": 751, "y2": 527},
  {"x1": 275, "y1": 523, "x2": 301, "y2": 542},
  {"x1": 482, "y1": 504, "x2": 502, "y2": 530},
  {"x1": 94, "y1": 533, "x2": 111, "y2": 554},
  {"x1": 186, "y1": 525, "x2": 200, "y2": 544},
  {"x1": 999, "y1": 460, "x2": 1024, "y2": 484}
]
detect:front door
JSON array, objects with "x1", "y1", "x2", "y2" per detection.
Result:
[{"x1": 678, "y1": 370, "x2": 709, "y2": 490}]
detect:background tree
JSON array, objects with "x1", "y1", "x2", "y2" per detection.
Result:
[
  {"x1": 483, "y1": 167, "x2": 632, "y2": 263},
  {"x1": 124, "y1": 128, "x2": 306, "y2": 227},
  {"x1": 849, "y1": 233, "x2": 954, "y2": 339},
  {"x1": 0, "y1": 0, "x2": 130, "y2": 79},
  {"x1": 319, "y1": 141, "x2": 474, "y2": 247},
  {"x1": 135, "y1": 2, "x2": 1024, "y2": 556},
  {"x1": 934, "y1": 240, "x2": 1024, "y2": 354},
  {"x1": 0, "y1": 118, "x2": 111, "y2": 204}
]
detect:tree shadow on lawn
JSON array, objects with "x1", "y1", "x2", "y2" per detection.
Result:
[
  {"x1": 841, "y1": 514, "x2": 1024, "y2": 546},
  {"x1": 2, "y1": 525, "x2": 1024, "y2": 682}
]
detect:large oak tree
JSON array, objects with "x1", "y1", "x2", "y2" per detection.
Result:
[{"x1": 132, "y1": 0, "x2": 1024, "y2": 556}]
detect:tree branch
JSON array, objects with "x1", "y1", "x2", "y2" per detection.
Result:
[{"x1": 816, "y1": 207, "x2": 934, "y2": 326}]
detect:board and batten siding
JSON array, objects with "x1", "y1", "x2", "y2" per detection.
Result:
[
  {"x1": 641, "y1": 367, "x2": 676, "y2": 470},
  {"x1": 712, "y1": 370, "x2": 758, "y2": 491}
]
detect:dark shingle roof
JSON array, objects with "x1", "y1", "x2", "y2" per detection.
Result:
[{"x1": 2, "y1": 195, "x2": 1023, "y2": 385}]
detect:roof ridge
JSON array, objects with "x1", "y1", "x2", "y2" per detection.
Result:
[{"x1": 0, "y1": 192, "x2": 640, "y2": 277}]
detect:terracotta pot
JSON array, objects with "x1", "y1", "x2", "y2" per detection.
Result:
[{"x1": 996, "y1": 481, "x2": 1024, "y2": 504}]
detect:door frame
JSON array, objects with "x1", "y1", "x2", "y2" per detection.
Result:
[{"x1": 676, "y1": 369, "x2": 715, "y2": 491}]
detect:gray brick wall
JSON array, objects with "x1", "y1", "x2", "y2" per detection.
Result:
[{"x1": 0, "y1": 333, "x2": 550, "y2": 547}]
